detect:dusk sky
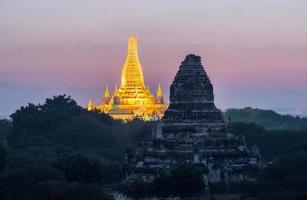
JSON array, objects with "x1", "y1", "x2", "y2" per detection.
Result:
[{"x1": 1, "y1": 0, "x2": 307, "y2": 117}]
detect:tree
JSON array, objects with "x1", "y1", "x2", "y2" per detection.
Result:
[
  {"x1": 9, "y1": 95, "x2": 84, "y2": 144},
  {"x1": 41, "y1": 95, "x2": 83, "y2": 131},
  {"x1": 224, "y1": 107, "x2": 307, "y2": 130},
  {"x1": 0, "y1": 145, "x2": 7, "y2": 173},
  {"x1": 54, "y1": 154, "x2": 103, "y2": 184},
  {"x1": 150, "y1": 173, "x2": 173, "y2": 197},
  {"x1": 170, "y1": 164, "x2": 205, "y2": 197},
  {"x1": 255, "y1": 152, "x2": 307, "y2": 199},
  {"x1": 9, "y1": 103, "x2": 44, "y2": 142},
  {"x1": 124, "y1": 179, "x2": 150, "y2": 199},
  {"x1": 0, "y1": 165, "x2": 64, "y2": 200},
  {"x1": 124, "y1": 164, "x2": 206, "y2": 198},
  {"x1": 62, "y1": 183, "x2": 113, "y2": 200}
]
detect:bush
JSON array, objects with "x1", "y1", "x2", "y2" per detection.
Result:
[
  {"x1": 62, "y1": 183, "x2": 113, "y2": 200},
  {"x1": 124, "y1": 164, "x2": 206, "y2": 198},
  {"x1": 53, "y1": 154, "x2": 103, "y2": 184},
  {"x1": 0, "y1": 145, "x2": 7, "y2": 173},
  {"x1": 0, "y1": 165, "x2": 64, "y2": 200}
]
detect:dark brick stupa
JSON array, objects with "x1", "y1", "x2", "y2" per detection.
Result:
[
  {"x1": 164, "y1": 54, "x2": 222, "y2": 122},
  {"x1": 123, "y1": 54, "x2": 261, "y2": 186}
]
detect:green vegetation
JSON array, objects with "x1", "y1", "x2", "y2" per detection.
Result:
[
  {"x1": 0, "y1": 96, "x2": 306, "y2": 199},
  {"x1": 237, "y1": 151, "x2": 307, "y2": 200},
  {"x1": 229, "y1": 122, "x2": 307, "y2": 199},
  {"x1": 0, "y1": 95, "x2": 153, "y2": 200},
  {"x1": 229, "y1": 122, "x2": 307, "y2": 161},
  {"x1": 224, "y1": 107, "x2": 307, "y2": 129},
  {"x1": 0, "y1": 146, "x2": 7, "y2": 173},
  {"x1": 123, "y1": 164, "x2": 206, "y2": 198}
]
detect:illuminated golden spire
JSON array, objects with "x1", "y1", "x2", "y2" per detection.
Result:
[
  {"x1": 104, "y1": 85, "x2": 110, "y2": 98},
  {"x1": 87, "y1": 99, "x2": 93, "y2": 111},
  {"x1": 114, "y1": 84, "x2": 119, "y2": 96},
  {"x1": 87, "y1": 36, "x2": 167, "y2": 120},
  {"x1": 157, "y1": 84, "x2": 163, "y2": 97},
  {"x1": 121, "y1": 36, "x2": 145, "y2": 87},
  {"x1": 103, "y1": 85, "x2": 111, "y2": 105}
]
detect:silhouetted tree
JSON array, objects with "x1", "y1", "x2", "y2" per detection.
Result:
[
  {"x1": 30, "y1": 180, "x2": 66, "y2": 200},
  {"x1": 170, "y1": 164, "x2": 205, "y2": 197},
  {"x1": 9, "y1": 95, "x2": 83, "y2": 144},
  {"x1": 253, "y1": 152, "x2": 307, "y2": 200},
  {"x1": 41, "y1": 95, "x2": 83, "y2": 131},
  {"x1": 53, "y1": 154, "x2": 103, "y2": 184},
  {"x1": 224, "y1": 107, "x2": 307, "y2": 130},
  {"x1": 124, "y1": 164, "x2": 206, "y2": 198},
  {"x1": 0, "y1": 145, "x2": 7, "y2": 173},
  {"x1": 0, "y1": 165, "x2": 64, "y2": 200},
  {"x1": 62, "y1": 183, "x2": 113, "y2": 200}
]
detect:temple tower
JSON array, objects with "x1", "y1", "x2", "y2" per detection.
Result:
[
  {"x1": 121, "y1": 36, "x2": 145, "y2": 87},
  {"x1": 103, "y1": 86, "x2": 111, "y2": 104},
  {"x1": 164, "y1": 54, "x2": 222, "y2": 122},
  {"x1": 155, "y1": 84, "x2": 164, "y2": 104},
  {"x1": 124, "y1": 54, "x2": 260, "y2": 186},
  {"x1": 118, "y1": 36, "x2": 155, "y2": 106},
  {"x1": 88, "y1": 36, "x2": 167, "y2": 120}
]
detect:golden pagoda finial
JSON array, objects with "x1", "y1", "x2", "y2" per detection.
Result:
[
  {"x1": 114, "y1": 84, "x2": 119, "y2": 96},
  {"x1": 104, "y1": 85, "x2": 110, "y2": 98},
  {"x1": 121, "y1": 36, "x2": 145, "y2": 87},
  {"x1": 87, "y1": 99, "x2": 93, "y2": 111},
  {"x1": 157, "y1": 84, "x2": 163, "y2": 97}
]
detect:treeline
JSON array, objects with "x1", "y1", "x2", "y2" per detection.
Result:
[
  {"x1": 123, "y1": 164, "x2": 206, "y2": 198},
  {"x1": 0, "y1": 95, "x2": 153, "y2": 200},
  {"x1": 0, "y1": 96, "x2": 307, "y2": 199},
  {"x1": 228, "y1": 122, "x2": 307, "y2": 199},
  {"x1": 224, "y1": 107, "x2": 307, "y2": 130},
  {"x1": 229, "y1": 122, "x2": 307, "y2": 161},
  {"x1": 225, "y1": 107, "x2": 307, "y2": 198}
]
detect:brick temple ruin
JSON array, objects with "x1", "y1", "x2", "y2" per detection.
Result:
[{"x1": 123, "y1": 54, "x2": 261, "y2": 186}]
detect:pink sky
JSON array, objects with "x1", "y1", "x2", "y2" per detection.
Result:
[{"x1": 0, "y1": 0, "x2": 307, "y2": 116}]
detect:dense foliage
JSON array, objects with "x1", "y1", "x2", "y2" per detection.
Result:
[
  {"x1": 0, "y1": 145, "x2": 7, "y2": 173},
  {"x1": 260, "y1": 152, "x2": 307, "y2": 199},
  {"x1": 229, "y1": 122, "x2": 307, "y2": 199},
  {"x1": 0, "y1": 95, "x2": 306, "y2": 199},
  {"x1": 124, "y1": 164, "x2": 206, "y2": 198},
  {"x1": 224, "y1": 107, "x2": 307, "y2": 130},
  {"x1": 0, "y1": 95, "x2": 153, "y2": 200},
  {"x1": 229, "y1": 122, "x2": 307, "y2": 161},
  {"x1": 53, "y1": 154, "x2": 104, "y2": 184},
  {"x1": 236, "y1": 151, "x2": 307, "y2": 200}
]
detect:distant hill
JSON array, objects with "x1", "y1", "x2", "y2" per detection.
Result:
[{"x1": 224, "y1": 107, "x2": 307, "y2": 130}]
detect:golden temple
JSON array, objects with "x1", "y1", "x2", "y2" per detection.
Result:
[{"x1": 87, "y1": 36, "x2": 167, "y2": 120}]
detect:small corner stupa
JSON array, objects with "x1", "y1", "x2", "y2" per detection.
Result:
[{"x1": 87, "y1": 36, "x2": 167, "y2": 120}]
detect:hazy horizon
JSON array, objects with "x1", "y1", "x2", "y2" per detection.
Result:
[{"x1": 1, "y1": 0, "x2": 307, "y2": 117}]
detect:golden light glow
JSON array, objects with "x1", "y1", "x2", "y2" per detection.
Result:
[
  {"x1": 121, "y1": 36, "x2": 145, "y2": 87},
  {"x1": 157, "y1": 84, "x2": 163, "y2": 97},
  {"x1": 88, "y1": 36, "x2": 167, "y2": 120},
  {"x1": 87, "y1": 99, "x2": 93, "y2": 111},
  {"x1": 104, "y1": 85, "x2": 110, "y2": 98}
]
